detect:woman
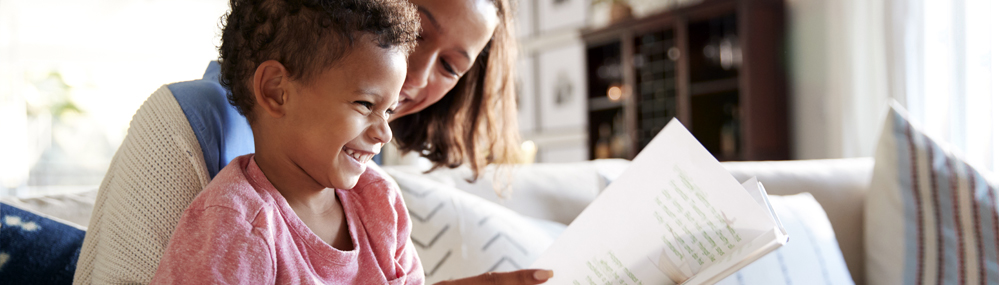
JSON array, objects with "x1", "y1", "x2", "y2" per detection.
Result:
[
  {"x1": 391, "y1": 0, "x2": 553, "y2": 283},
  {"x1": 391, "y1": 0, "x2": 520, "y2": 181}
]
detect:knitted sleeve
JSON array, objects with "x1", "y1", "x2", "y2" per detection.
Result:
[{"x1": 73, "y1": 86, "x2": 211, "y2": 284}]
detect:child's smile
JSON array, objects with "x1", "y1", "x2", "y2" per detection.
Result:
[{"x1": 342, "y1": 146, "x2": 377, "y2": 165}]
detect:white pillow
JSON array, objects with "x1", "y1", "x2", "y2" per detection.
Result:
[
  {"x1": 384, "y1": 168, "x2": 566, "y2": 284},
  {"x1": 717, "y1": 193, "x2": 854, "y2": 285},
  {"x1": 865, "y1": 103, "x2": 998, "y2": 285},
  {"x1": 395, "y1": 162, "x2": 607, "y2": 226}
]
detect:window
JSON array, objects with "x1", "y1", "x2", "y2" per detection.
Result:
[{"x1": 0, "y1": 0, "x2": 229, "y2": 196}]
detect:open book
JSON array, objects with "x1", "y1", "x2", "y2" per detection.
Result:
[{"x1": 531, "y1": 119, "x2": 788, "y2": 285}]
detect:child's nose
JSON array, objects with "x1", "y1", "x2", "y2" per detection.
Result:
[{"x1": 369, "y1": 117, "x2": 392, "y2": 144}]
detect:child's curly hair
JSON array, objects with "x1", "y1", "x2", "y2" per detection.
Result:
[{"x1": 218, "y1": 0, "x2": 419, "y2": 122}]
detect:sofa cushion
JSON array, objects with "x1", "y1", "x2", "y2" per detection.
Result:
[
  {"x1": 723, "y1": 158, "x2": 872, "y2": 284},
  {"x1": 718, "y1": 193, "x2": 854, "y2": 285},
  {"x1": 865, "y1": 102, "x2": 998, "y2": 285},
  {"x1": 0, "y1": 202, "x2": 86, "y2": 284},
  {"x1": 0, "y1": 189, "x2": 97, "y2": 229},
  {"x1": 384, "y1": 167, "x2": 564, "y2": 284}
]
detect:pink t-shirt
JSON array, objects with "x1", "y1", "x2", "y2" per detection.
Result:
[{"x1": 151, "y1": 154, "x2": 423, "y2": 284}]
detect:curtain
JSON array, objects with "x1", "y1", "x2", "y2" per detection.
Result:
[
  {"x1": 788, "y1": 0, "x2": 997, "y2": 175},
  {"x1": 0, "y1": 0, "x2": 229, "y2": 194},
  {"x1": 886, "y1": 0, "x2": 999, "y2": 173},
  {"x1": 787, "y1": 0, "x2": 896, "y2": 160}
]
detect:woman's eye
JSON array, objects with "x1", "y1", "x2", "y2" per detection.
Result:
[
  {"x1": 440, "y1": 58, "x2": 458, "y2": 76},
  {"x1": 355, "y1": 101, "x2": 374, "y2": 110},
  {"x1": 385, "y1": 108, "x2": 396, "y2": 116}
]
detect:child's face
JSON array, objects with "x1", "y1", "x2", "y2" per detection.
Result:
[{"x1": 283, "y1": 40, "x2": 406, "y2": 190}]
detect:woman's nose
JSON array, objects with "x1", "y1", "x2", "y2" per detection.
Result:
[{"x1": 403, "y1": 49, "x2": 433, "y2": 91}]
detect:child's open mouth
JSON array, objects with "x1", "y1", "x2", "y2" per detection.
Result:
[{"x1": 343, "y1": 147, "x2": 375, "y2": 164}]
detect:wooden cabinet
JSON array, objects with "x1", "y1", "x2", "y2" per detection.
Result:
[{"x1": 584, "y1": 0, "x2": 788, "y2": 161}]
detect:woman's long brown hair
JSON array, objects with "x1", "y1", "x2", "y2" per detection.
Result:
[{"x1": 390, "y1": 0, "x2": 521, "y2": 182}]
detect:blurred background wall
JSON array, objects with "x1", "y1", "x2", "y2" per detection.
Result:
[{"x1": 1, "y1": 0, "x2": 995, "y2": 196}]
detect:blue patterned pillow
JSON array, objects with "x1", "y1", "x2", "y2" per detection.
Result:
[
  {"x1": 865, "y1": 103, "x2": 998, "y2": 285},
  {"x1": 0, "y1": 202, "x2": 86, "y2": 284}
]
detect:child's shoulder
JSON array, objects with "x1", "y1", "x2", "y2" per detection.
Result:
[
  {"x1": 346, "y1": 163, "x2": 412, "y2": 233},
  {"x1": 187, "y1": 155, "x2": 273, "y2": 222},
  {"x1": 349, "y1": 163, "x2": 403, "y2": 205}
]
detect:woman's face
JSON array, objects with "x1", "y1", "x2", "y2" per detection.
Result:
[{"x1": 391, "y1": 0, "x2": 499, "y2": 120}]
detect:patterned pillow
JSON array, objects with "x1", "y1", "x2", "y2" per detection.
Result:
[
  {"x1": 0, "y1": 202, "x2": 86, "y2": 284},
  {"x1": 865, "y1": 103, "x2": 998, "y2": 285},
  {"x1": 717, "y1": 193, "x2": 855, "y2": 285},
  {"x1": 384, "y1": 168, "x2": 565, "y2": 284}
]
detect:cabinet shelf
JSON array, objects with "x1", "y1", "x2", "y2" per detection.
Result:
[
  {"x1": 589, "y1": 97, "x2": 625, "y2": 111},
  {"x1": 584, "y1": 0, "x2": 789, "y2": 161},
  {"x1": 690, "y1": 77, "x2": 739, "y2": 96}
]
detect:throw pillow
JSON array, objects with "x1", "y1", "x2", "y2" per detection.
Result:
[
  {"x1": 865, "y1": 103, "x2": 998, "y2": 285},
  {"x1": 384, "y1": 168, "x2": 566, "y2": 284},
  {"x1": 716, "y1": 193, "x2": 855, "y2": 285},
  {"x1": 404, "y1": 161, "x2": 607, "y2": 226},
  {"x1": 0, "y1": 202, "x2": 86, "y2": 284}
]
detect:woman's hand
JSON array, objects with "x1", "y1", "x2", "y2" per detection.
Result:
[{"x1": 434, "y1": 269, "x2": 554, "y2": 285}]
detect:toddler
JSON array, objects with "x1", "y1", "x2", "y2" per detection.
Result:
[{"x1": 150, "y1": 0, "x2": 422, "y2": 283}]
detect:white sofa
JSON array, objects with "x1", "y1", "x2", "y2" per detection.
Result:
[
  {"x1": 3, "y1": 157, "x2": 873, "y2": 284},
  {"x1": 382, "y1": 158, "x2": 872, "y2": 285},
  {"x1": 722, "y1": 158, "x2": 872, "y2": 285}
]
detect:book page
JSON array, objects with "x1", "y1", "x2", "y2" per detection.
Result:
[
  {"x1": 740, "y1": 177, "x2": 784, "y2": 234},
  {"x1": 531, "y1": 119, "x2": 778, "y2": 285},
  {"x1": 740, "y1": 177, "x2": 764, "y2": 209}
]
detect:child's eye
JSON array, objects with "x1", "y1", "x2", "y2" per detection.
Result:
[{"x1": 355, "y1": 101, "x2": 374, "y2": 110}]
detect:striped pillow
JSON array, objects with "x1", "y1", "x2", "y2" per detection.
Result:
[{"x1": 865, "y1": 103, "x2": 999, "y2": 285}]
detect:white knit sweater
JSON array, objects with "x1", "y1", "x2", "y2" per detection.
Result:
[{"x1": 74, "y1": 86, "x2": 211, "y2": 284}]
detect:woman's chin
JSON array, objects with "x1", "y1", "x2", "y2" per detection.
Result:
[
  {"x1": 393, "y1": 97, "x2": 426, "y2": 119},
  {"x1": 392, "y1": 105, "x2": 415, "y2": 119}
]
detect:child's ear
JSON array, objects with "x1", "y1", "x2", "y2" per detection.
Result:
[{"x1": 252, "y1": 60, "x2": 290, "y2": 118}]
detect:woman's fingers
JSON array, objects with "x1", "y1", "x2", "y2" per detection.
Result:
[{"x1": 434, "y1": 269, "x2": 554, "y2": 285}]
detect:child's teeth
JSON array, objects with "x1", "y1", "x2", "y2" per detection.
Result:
[{"x1": 345, "y1": 148, "x2": 375, "y2": 163}]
